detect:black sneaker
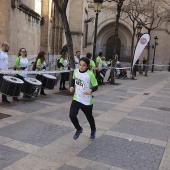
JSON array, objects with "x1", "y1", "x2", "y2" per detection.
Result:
[
  {"x1": 2, "y1": 99, "x2": 10, "y2": 104},
  {"x1": 59, "y1": 87, "x2": 63, "y2": 91},
  {"x1": 40, "y1": 92, "x2": 47, "y2": 95},
  {"x1": 73, "y1": 128, "x2": 83, "y2": 140},
  {"x1": 90, "y1": 130, "x2": 96, "y2": 140},
  {"x1": 23, "y1": 94, "x2": 31, "y2": 98},
  {"x1": 63, "y1": 87, "x2": 68, "y2": 90},
  {"x1": 13, "y1": 97, "x2": 19, "y2": 101}
]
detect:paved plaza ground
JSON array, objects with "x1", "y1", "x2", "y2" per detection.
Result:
[{"x1": 0, "y1": 71, "x2": 170, "y2": 170}]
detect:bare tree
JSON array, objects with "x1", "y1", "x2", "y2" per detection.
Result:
[
  {"x1": 53, "y1": 0, "x2": 75, "y2": 71},
  {"x1": 105, "y1": 0, "x2": 125, "y2": 84},
  {"x1": 123, "y1": 0, "x2": 144, "y2": 79},
  {"x1": 135, "y1": 0, "x2": 169, "y2": 76},
  {"x1": 123, "y1": 0, "x2": 143, "y2": 59}
]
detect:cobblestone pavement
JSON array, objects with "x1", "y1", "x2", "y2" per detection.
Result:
[{"x1": 0, "y1": 71, "x2": 170, "y2": 170}]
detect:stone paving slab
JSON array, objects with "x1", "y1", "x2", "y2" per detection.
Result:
[
  {"x1": 93, "y1": 101, "x2": 115, "y2": 112},
  {"x1": 156, "y1": 91, "x2": 170, "y2": 97},
  {"x1": 0, "y1": 100, "x2": 48, "y2": 113},
  {"x1": 128, "y1": 108, "x2": 170, "y2": 124},
  {"x1": 2, "y1": 154, "x2": 63, "y2": 170},
  {"x1": 148, "y1": 96, "x2": 170, "y2": 103},
  {"x1": 57, "y1": 164, "x2": 81, "y2": 170},
  {"x1": 110, "y1": 118, "x2": 170, "y2": 141},
  {"x1": 39, "y1": 107, "x2": 101, "y2": 124},
  {"x1": 0, "y1": 119, "x2": 73, "y2": 147},
  {"x1": 127, "y1": 88, "x2": 144, "y2": 92},
  {"x1": 105, "y1": 90, "x2": 137, "y2": 98},
  {"x1": 0, "y1": 144, "x2": 28, "y2": 170},
  {"x1": 78, "y1": 135, "x2": 165, "y2": 170},
  {"x1": 95, "y1": 94, "x2": 129, "y2": 103},
  {"x1": 39, "y1": 94, "x2": 72, "y2": 104},
  {"x1": 84, "y1": 161, "x2": 111, "y2": 170},
  {"x1": 141, "y1": 100, "x2": 170, "y2": 110}
]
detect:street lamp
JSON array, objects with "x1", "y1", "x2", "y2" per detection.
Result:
[
  {"x1": 136, "y1": 24, "x2": 143, "y2": 41},
  {"x1": 93, "y1": 0, "x2": 103, "y2": 60},
  {"x1": 151, "y1": 36, "x2": 158, "y2": 73}
]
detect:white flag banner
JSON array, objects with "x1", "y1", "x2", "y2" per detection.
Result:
[{"x1": 133, "y1": 34, "x2": 150, "y2": 67}]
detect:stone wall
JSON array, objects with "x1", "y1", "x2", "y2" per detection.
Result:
[
  {"x1": 0, "y1": 0, "x2": 10, "y2": 45},
  {"x1": 0, "y1": 0, "x2": 42, "y2": 66}
]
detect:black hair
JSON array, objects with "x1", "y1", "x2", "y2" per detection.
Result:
[
  {"x1": 86, "y1": 52, "x2": 92, "y2": 59},
  {"x1": 76, "y1": 51, "x2": 80, "y2": 53},
  {"x1": 98, "y1": 52, "x2": 103, "y2": 56},
  {"x1": 79, "y1": 57, "x2": 90, "y2": 67}
]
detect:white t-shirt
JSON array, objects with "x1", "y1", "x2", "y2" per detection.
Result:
[
  {"x1": 63, "y1": 59, "x2": 68, "y2": 70},
  {"x1": 74, "y1": 56, "x2": 79, "y2": 69},
  {"x1": 96, "y1": 56, "x2": 102, "y2": 70},
  {"x1": 0, "y1": 50, "x2": 8, "y2": 70},
  {"x1": 19, "y1": 57, "x2": 29, "y2": 77},
  {"x1": 73, "y1": 69, "x2": 98, "y2": 105}
]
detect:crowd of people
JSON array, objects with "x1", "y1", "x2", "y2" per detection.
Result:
[
  {"x1": 0, "y1": 42, "x2": 126, "y2": 140},
  {"x1": 0, "y1": 42, "x2": 112, "y2": 103}
]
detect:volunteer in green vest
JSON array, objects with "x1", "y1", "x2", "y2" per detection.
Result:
[
  {"x1": 35, "y1": 51, "x2": 47, "y2": 95},
  {"x1": 107, "y1": 57, "x2": 113, "y2": 82},
  {"x1": 13, "y1": 48, "x2": 29, "y2": 101},
  {"x1": 74, "y1": 51, "x2": 80, "y2": 69},
  {"x1": 59, "y1": 51, "x2": 69, "y2": 90},
  {"x1": 69, "y1": 57, "x2": 98, "y2": 140},
  {"x1": 101, "y1": 56, "x2": 107, "y2": 85},
  {"x1": 95, "y1": 52, "x2": 103, "y2": 84},
  {"x1": 86, "y1": 52, "x2": 96, "y2": 76}
]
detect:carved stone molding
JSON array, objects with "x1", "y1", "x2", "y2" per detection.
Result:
[{"x1": 18, "y1": 3, "x2": 41, "y2": 20}]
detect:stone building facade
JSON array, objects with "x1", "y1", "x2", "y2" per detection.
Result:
[
  {"x1": 85, "y1": 0, "x2": 170, "y2": 69},
  {"x1": 0, "y1": 0, "x2": 42, "y2": 66},
  {"x1": 0, "y1": 0, "x2": 170, "y2": 70},
  {"x1": 43, "y1": 0, "x2": 170, "y2": 70}
]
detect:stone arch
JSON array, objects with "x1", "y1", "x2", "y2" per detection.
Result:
[{"x1": 93, "y1": 19, "x2": 132, "y2": 62}]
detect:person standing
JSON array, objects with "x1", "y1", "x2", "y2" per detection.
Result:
[
  {"x1": 95, "y1": 52, "x2": 103, "y2": 84},
  {"x1": 0, "y1": 42, "x2": 10, "y2": 103},
  {"x1": 35, "y1": 51, "x2": 47, "y2": 95},
  {"x1": 74, "y1": 51, "x2": 80, "y2": 69},
  {"x1": 86, "y1": 52, "x2": 96, "y2": 75},
  {"x1": 69, "y1": 57, "x2": 98, "y2": 140},
  {"x1": 59, "y1": 51, "x2": 69, "y2": 90},
  {"x1": 143, "y1": 57, "x2": 146, "y2": 72},
  {"x1": 13, "y1": 48, "x2": 29, "y2": 101},
  {"x1": 100, "y1": 56, "x2": 107, "y2": 85},
  {"x1": 115, "y1": 53, "x2": 118, "y2": 62},
  {"x1": 107, "y1": 56, "x2": 113, "y2": 82}
]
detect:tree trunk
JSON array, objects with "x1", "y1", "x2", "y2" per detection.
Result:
[
  {"x1": 144, "y1": 29, "x2": 151, "y2": 76},
  {"x1": 60, "y1": 12, "x2": 74, "y2": 69},
  {"x1": 110, "y1": 0, "x2": 124, "y2": 84},
  {"x1": 130, "y1": 27, "x2": 136, "y2": 79},
  {"x1": 60, "y1": 11, "x2": 74, "y2": 85},
  {"x1": 53, "y1": 0, "x2": 75, "y2": 87}
]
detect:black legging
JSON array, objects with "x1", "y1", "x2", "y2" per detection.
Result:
[
  {"x1": 60, "y1": 73, "x2": 68, "y2": 88},
  {"x1": 69, "y1": 100, "x2": 96, "y2": 132},
  {"x1": 0, "y1": 74, "x2": 7, "y2": 100},
  {"x1": 36, "y1": 74, "x2": 45, "y2": 93}
]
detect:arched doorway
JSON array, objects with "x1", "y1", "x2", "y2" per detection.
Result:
[{"x1": 106, "y1": 36, "x2": 121, "y2": 60}]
